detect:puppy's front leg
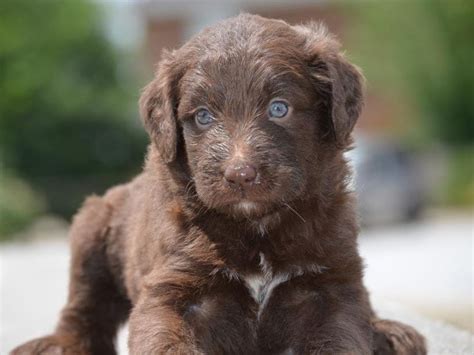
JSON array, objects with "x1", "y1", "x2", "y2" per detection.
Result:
[
  {"x1": 128, "y1": 268, "x2": 257, "y2": 355},
  {"x1": 258, "y1": 276, "x2": 373, "y2": 355},
  {"x1": 129, "y1": 296, "x2": 202, "y2": 354}
]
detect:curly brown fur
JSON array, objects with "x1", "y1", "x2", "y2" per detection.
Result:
[{"x1": 12, "y1": 14, "x2": 425, "y2": 355}]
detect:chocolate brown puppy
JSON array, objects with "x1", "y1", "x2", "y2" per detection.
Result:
[{"x1": 12, "y1": 14, "x2": 426, "y2": 355}]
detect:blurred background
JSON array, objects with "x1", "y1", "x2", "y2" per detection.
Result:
[{"x1": 1, "y1": 0, "x2": 472, "y2": 352}]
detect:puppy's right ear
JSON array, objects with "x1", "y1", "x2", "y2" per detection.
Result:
[{"x1": 139, "y1": 51, "x2": 184, "y2": 163}]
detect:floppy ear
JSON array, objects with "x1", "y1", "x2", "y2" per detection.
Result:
[
  {"x1": 139, "y1": 51, "x2": 183, "y2": 163},
  {"x1": 296, "y1": 23, "x2": 365, "y2": 145}
]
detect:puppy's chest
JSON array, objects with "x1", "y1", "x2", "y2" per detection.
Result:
[
  {"x1": 223, "y1": 253, "x2": 326, "y2": 318},
  {"x1": 242, "y1": 254, "x2": 284, "y2": 310}
]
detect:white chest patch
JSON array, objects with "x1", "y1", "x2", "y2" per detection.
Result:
[
  {"x1": 243, "y1": 272, "x2": 290, "y2": 319},
  {"x1": 239, "y1": 253, "x2": 326, "y2": 319},
  {"x1": 212, "y1": 254, "x2": 327, "y2": 319}
]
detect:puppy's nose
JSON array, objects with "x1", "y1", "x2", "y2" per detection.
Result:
[{"x1": 224, "y1": 164, "x2": 257, "y2": 187}]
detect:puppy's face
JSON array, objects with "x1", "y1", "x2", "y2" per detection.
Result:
[
  {"x1": 178, "y1": 50, "x2": 318, "y2": 216},
  {"x1": 140, "y1": 15, "x2": 363, "y2": 218}
]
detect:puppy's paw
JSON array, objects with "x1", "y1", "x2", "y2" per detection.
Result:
[
  {"x1": 10, "y1": 335, "x2": 87, "y2": 355},
  {"x1": 373, "y1": 319, "x2": 426, "y2": 355}
]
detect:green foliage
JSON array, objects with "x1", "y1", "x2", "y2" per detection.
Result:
[
  {"x1": 348, "y1": 0, "x2": 474, "y2": 146},
  {"x1": 0, "y1": 0, "x2": 147, "y2": 220},
  {"x1": 0, "y1": 171, "x2": 45, "y2": 239},
  {"x1": 442, "y1": 146, "x2": 474, "y2": 206}
]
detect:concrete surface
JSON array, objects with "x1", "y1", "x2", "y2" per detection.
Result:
[{"x1": 1, "y1": 214, "x2": 472, "y2": 354}]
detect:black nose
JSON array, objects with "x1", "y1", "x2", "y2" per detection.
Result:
[{"x1": 224, "y1": 163, "x2": 257, "y2": 187}]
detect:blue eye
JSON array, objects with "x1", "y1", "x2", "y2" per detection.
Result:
[
  {"x1": 195, "y1": 108, "x2": 214, "y2": 128},
  {"x1": 268, "y1": 100, "x2": 289, "y2": 119}
]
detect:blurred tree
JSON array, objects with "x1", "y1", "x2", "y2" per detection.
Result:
[
  {"x1": 0, "y1": 170, "x2": 46, "y2": 239},
  {"x1": 348, "y1": 0, "x2": 473, "y2": 146},
  {"x1": 0, "y1": 0, "x2": 147, "y2": 221}
]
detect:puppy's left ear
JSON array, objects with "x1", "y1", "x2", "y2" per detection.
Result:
[
  {"x1": 296, "y1": 23, "x2": 365, "y2": 145},
  {"x1": 139, "y1": 50, "x2": 185, "y2": 163}
]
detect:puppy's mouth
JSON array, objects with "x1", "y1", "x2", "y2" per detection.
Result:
[
  {"x1": 192, "y1": 165, "x2": 305, "y2": 218},
  {"x1": 201, "y1": 186, "x2": 275, "y2": 218},
  {"x1": 219, "y1": 190, "x2": 281, "y2": 218},
  {"x1": 222, "y1": 179, "x2": 276, "y2": 216}
]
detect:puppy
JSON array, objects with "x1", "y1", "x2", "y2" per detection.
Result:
[{"x1": 12, "y1": 14, "x2": 426, "y2": 355}]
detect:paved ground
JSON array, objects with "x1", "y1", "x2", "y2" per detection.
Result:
[
  {"x1": 359, "y1": 213, "x2": 473, "y2": 332},
  {"x1": 1, "y1": 213, "x2": 472, "y2": 354}
]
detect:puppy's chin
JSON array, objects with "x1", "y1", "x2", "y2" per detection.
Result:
[
  {"x1": 231, "y1": 201, "x2": 262, "y2": 216},
  {"x1": 193, "y1": 179, "x2": 305, "y2": 220},
  {"x1": 211, "y1": 199, "x2": 269, "y2": 219}
]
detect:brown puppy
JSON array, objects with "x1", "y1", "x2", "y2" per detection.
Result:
[{"x1": 12, "y1": 14, "x2": 426, "y2": 355}]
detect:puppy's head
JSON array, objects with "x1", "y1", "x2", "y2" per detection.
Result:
[{"x1": 140, "y1": 14, "x2": 364, "y2": 218}]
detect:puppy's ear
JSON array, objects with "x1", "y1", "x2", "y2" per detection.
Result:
[
  {"x1": 296, "y1": 23, "x2": 365, "y2": 145},
  {"x1": 139, "y1": 51, "x2": 184, "y2": 163}
]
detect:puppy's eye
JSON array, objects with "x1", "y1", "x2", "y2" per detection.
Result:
[
  {"x1": 268, "y1": 100, "x2": 289, "y2": 119},
  {"x1": 194, "y1": 108, "x2": 214, "y2": 128}
]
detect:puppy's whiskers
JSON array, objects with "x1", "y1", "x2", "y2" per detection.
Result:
[{"x1": 282, "y1": 201, "x2": 306, "y2": 223}]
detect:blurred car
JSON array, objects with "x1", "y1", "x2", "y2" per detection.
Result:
[{"x1": 346, "y1": 136, "x2": 426, "y2": 226}]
